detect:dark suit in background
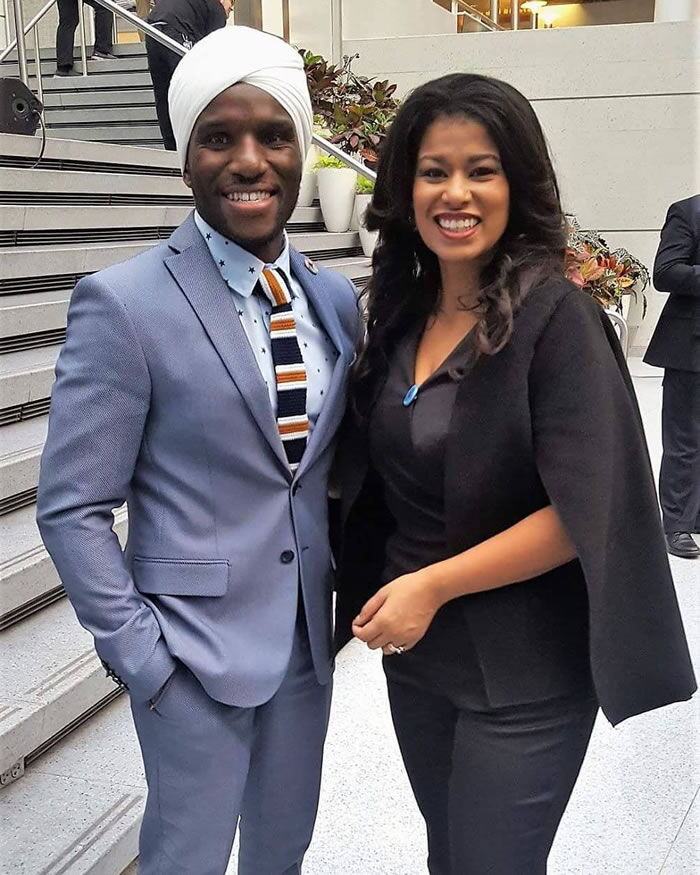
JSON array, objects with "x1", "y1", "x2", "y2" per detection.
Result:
[
  {"x1": 644, "y1": 195, "x2": 700, "y2": 543},
  {"x1": 146, "y1": 0, "x2": 227, "y2": 149}
]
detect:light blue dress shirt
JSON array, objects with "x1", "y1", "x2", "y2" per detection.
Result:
[{"x1": 194, "y1": 211, "x2": 338, "y2": 433}]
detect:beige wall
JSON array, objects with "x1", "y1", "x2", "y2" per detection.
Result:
[{"x1": 347, "y1": 21, "x2": 699, "y2": 352}]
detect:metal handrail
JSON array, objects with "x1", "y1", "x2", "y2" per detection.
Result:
[
  {"x1": 605, "y1": 309, "x2": 630, "y2": 357},
  {"x1": 453, "y1": 1, "x2": 505, "y2": 32},
  {"x1": 91, "y1": 0, "x2": 376, "y2": 180},
  {"x1": 0, "y1": 0, "x2": 57, "y2": 63}
]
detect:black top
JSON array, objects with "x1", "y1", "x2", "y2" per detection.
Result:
[
  {"x1": 148, "y1": 0, "x2": 226, "y2": 45},
  {"x1": 644, "y1": 194, "x2": 700, "y2": 373},
  {"x1": 368, "y1": 327, "x2": 487, "y2": 702},
  {"x1": 369, "y1": 328, "x2": 474, "y2": 584},
  {"x1": 335, "y1": 278, "x2": 696, "y2": 725}
]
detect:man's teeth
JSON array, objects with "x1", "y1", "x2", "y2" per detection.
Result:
[
  {"x1": 227, "y1": 191, "x2": 272, "y2": 202},
  {"x1": 437, "y1": 217, "x2": 479, "y2": 231}
]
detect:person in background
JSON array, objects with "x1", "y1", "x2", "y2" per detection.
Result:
[
  {"x1": 335, "y1": 73, "x2": 696, "y2": 874},
  {"x1": 644, "y1": 195, "x2": 700, "y2": 559},
  {"x1": 55, "y1": 0, "x2": 116, "y2": 77},
  {"x1": 146, "y1": 0, "x2": 233, "y2": 150}
]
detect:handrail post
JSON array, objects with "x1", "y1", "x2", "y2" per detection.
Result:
[
  {"x1": 512, "y1": 1, "x2": 519, "y2": 30},
  {"x1": 78, "y1": 0, "x2": 89, "y2": 76},
  {"x1": 32, "y1": 27, "x2": 44, "y2": 107},
  {"x1": 490, "y1": 1, "x2": 499, "y2": 23},
  {"x1": 330, "y1": 0, "x2": 342, "y2": 66},
  {"x1": 11, "y1": 0, "x2": 30, "y2": 85}
]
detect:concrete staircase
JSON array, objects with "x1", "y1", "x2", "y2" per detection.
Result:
[
  {"x1": 0, "y1": 129, "x2": 370, "y2": 873},
  {"x1": 1, "y1": 43, "x2": 162, "y2": 147}
]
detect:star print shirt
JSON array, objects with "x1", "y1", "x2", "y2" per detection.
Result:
[{"x1": 194, "y1": 211, "x2": 337, "y2": 433}]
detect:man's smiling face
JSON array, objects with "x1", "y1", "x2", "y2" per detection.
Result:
[{"x1": 184, "y1": 83, "x2": 303, "y2": 264}]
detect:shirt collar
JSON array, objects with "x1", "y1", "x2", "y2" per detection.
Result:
[{"x1": 194, "y1": 210, "x2": 291, "y2": 298}]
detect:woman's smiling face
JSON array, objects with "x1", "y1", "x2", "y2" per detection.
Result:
[{"x1": 412, "y1": 116, "x2": 510, "y2": 272}]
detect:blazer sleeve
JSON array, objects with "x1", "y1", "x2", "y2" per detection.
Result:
[
  {"x1": 36, "y1": 276, "x2": 176, "y2": 702},
  {"x1": 528, "y1": 289, "x2": 696, "y2": 725},
  {"x1": 653, "y1": 202, "x2": 700, "y2": 298}
]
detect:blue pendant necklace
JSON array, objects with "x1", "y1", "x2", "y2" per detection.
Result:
[{"x1": 403, "y1": 383, "x2": 420, "y2": 407}]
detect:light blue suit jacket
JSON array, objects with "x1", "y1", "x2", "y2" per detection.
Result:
[{"x1": 37, "y1": 214, "x2": 360, "y2": 707}]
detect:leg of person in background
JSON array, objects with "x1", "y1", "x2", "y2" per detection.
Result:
[
  {"x1": 84, "y1": 0, "x2": 116, "y2": 58},
  {"x1": 145, "y1": 34, "x2": 181, "y2": 150},
  {"x1": 660, "y1": 369, "x2": 700, "y2": 558},
  {"x1": 55, "y1": 0, "x2": 79, "y2": 75}
]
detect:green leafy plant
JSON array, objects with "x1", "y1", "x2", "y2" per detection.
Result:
[
  {"x1": 299, "y1": 48, "x2": 399, "y2": 169},
  {"x1": 356, "y1": 175, "x2": 375, "y2": 194},
  {"x1": 313, "y1": 155, "x2": 350, "y2": 171}
]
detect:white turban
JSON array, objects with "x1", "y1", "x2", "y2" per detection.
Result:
[{"x1": 168, "y1": 26, "x2": 313, "y2": 173}]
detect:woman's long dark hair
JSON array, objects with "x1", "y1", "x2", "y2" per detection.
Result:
[{"x1": 354, "y1": 73, "x2": 567, "y2": 416}]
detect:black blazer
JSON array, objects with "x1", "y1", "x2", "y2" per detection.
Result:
[
  {"x1": 644, "y1": 195, "x2": 700, "y2": 372},
  {"x1": 336, "y1": 278, "x2": 696, "y2": 726}
]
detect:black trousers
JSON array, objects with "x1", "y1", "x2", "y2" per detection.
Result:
[
  {"x1": 660, "y1": 368, "x2": 700, "y2": 534},
  {"x1": 145, "y1": 30, "x2": 182, "y2": 151},
  {"x1": 56, "y1": 0, "x2": 113, "y2": 71},
  {"x1": 387, "y1": 679, "x2": 597, "y2": 874}
]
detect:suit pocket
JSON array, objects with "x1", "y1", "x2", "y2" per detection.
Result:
[{"x1": 132, "y1": 557, "x2": 229, "y2": 596}]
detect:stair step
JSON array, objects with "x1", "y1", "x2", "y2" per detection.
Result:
[
  {"x1": 1, "y1": 167, "x2": 190, "y2": 204},
  {"x1": 0, "y1": 132, "x2": 180, "y2": 175},
  {"x1": 0, "y1": 597, "x2": 120, "y2": 775},
  {"x1": 0, "y1": 253, "x2": 371, "y2": 299},
  {"x1": 46, "y1": 124, "x2": 164, "y2": 143},
  {"x1": 0, "y1": 43, "x2": 147, "y2": 65},
  {"x1": 0, "y1": 345, "x2": 61, "y2": 412},
  {"x1": 36, "y1": 70, "x2": 155, "y2": 91},
  {"x1": 0, "y1": 504, "x2": 128, "y2": 629},
  {"x1": 0, "y1": 696, "x2": 143, "y2": 875},
  {"x1": 1, "y1": 54, "x2": 149, "y2": 79},
  {"x1": 45, "y1": 105, "x2": 158, "y2": 126},
  {"x1": 43, "y1": 88, "x2": 155, "y2": 109},
  {"x1": 0, "y1": 204, "x2": 323, "y2": 236},
  {"x1": 0, "y1": 290, "x2": 70, "y2": 338},
  {"x1": 0, "y1": 417, "x2": 47, "y2": 507},
  {"x1": 0, "y1": 232, "x2": 362, "y2": 282}
]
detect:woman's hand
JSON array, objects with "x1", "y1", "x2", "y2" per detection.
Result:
[{"x1": 351, "y1": 570, "x2": 443, "y2": 654}]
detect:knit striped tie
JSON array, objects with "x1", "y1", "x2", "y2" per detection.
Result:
[{"x1": 257, "y1": 267, "x2": 308, "y2": 472}]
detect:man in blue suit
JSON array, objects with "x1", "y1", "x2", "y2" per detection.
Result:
[{"x1": 37, "y1": 26, "x2": 360, "y2": 874}]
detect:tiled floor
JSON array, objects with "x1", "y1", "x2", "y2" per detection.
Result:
[{"x1": 226, "y1": 361, "x2": 699, "y2": 874}]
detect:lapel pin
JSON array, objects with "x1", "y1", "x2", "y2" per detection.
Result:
[{"x1": 304, "y1": 257, "x2": 318, "y2": 275}]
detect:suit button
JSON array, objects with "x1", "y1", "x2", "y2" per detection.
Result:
[{"x1": 280, "y1": 550, "x2": 295, "y2": 564}]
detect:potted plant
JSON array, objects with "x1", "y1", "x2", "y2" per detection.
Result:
[
  {"x1": 355, "y1": 175, "x2": 377, "y2": 257},
  {"x1": 314, "y1": 155, "x2": 357, "y2": 233},
  {"x1": 565, "y1": 217, "x2": 649, "y2": 317}
]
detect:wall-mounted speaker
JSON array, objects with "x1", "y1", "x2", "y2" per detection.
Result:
[{"x1": 0, "y1": 78, "x2": 43, "y2": 136}]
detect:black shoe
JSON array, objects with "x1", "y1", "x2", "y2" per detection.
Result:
[
  {"x1": 54, "y1": 67, "x2": 78, "y2": 77},
  {"x1": 666, "y1": 532, "x2": 700, "y2": 559},
  {"x1": 91, "y1": 50, "x2": 117, "y2": 60}
]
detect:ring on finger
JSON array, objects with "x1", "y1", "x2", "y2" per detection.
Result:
[{"x1": 386, "y1": 643, "x2": 407, "y2": 655}]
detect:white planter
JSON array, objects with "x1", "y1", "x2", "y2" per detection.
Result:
[
  {"x1": 355, "y1": 193, "x2": 378, "y2": 257},
  {"x1": 297, "y1": 171, "x2": 316, "y2": 208},
  {"x1": 316, "y1": 168, "x2": 357, "y2": 233},
  {"x1": 297, "y1": 144, "x2": 319, "y2": 207}
]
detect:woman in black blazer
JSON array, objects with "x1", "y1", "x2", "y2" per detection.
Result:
[{"x1": 335, "y1": 74, "x2": 695, "y2": 874}]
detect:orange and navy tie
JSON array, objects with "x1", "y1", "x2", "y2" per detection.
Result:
[{"x1": 256, "y1": 267, "x2": 308, "y2": 472}]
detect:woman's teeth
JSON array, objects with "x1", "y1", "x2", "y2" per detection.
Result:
[
  {"x1": 437, "y1": 217, "x2": 479, "y2": 231},
  {"x1": 227, "y1": 191, "x2": 272, "y2": 202}
]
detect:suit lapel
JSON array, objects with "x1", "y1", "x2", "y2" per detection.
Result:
[
  {"x1": 164, "y1": 216, "x2": 290, "y2": 474},
  {"x1": 289, "y1": 248, "x2": 351, "y2": 477}
]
